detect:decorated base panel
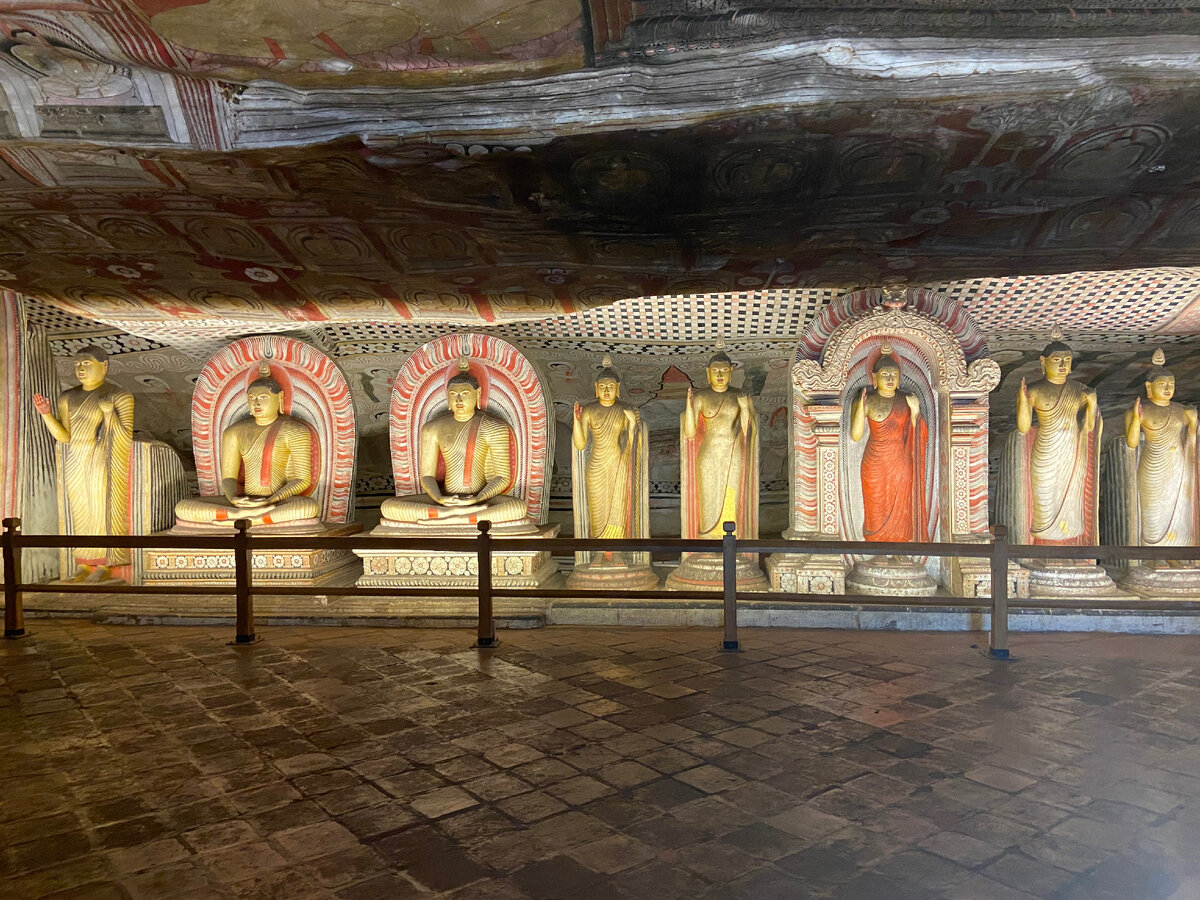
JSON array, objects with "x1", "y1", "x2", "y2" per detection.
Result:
[
  {"x1": 765, "y1": 552, "x2": 847, "y2": 594},
  {"x1": 566, "y1": 558, "x2": 660, "y2": 592},
  {"x1": 846, "y1": 556, "x2": 938, "y2": 597},
  {"x1": 355, "y1": 524, "x2": 560, "y2": 589},
  {"x1": 1120, "y1": 564, "x2": 1200, "y2": 598},
  {"x1": 140, "y1": 523, "x2": 363, "y2": 586},
  {"x1": 1023, "y1": 559, "x2": 1129, "y2": 599},
  {"x1": 949, "y1": 558, "x2": 1031, "y2": 599},
  {"x1": 665, "y1": 552, "x2": 768, "y2": 592}
]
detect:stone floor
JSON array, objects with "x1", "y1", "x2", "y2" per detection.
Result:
[{"x1": 3, "y1": 623, "x2": 1200, "y2": 900}]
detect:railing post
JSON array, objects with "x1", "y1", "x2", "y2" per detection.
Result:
[
  {"x1": 232, "y1": 519, "x2": 259, "y2": 645},
  {"x1": 473, "y1": 520, "x2": 498, "y2": 649},
  {"x1": 989, "y1": 524, "x2": 1010, "y2": 659},
  {"x1": 720, "y1": 520, "x2": 740, "y2": 652},
  {"x1": 3, "y1": 517, "x2": 26, "y2": 639}
]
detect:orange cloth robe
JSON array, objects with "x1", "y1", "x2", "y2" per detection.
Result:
[{"x1": 861, "y1": 396, "x2": 929, "y2": 543}]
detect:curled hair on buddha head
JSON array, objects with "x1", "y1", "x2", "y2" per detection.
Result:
[
  {"x1": 447, "y1": 357, "x2": 480, "y2": 391},
  {"x1": 872, "y1": 341, "x2": 900, "y2": 373},
  {"x1": 1041, "y1": 325, "x2": 1072, "y2": 358},
  {"x1": 247, "y1": 360, "x2": 283, "y2": 394},
  {"x1": 596, "y1": 354, "x2": 621, "y2": 383},
  {"x1": 74, "y1": 344, "x2": 109, "y2": 364},
  {"x1": 1147, "y1": 347, "x2": 1175, "y2": 383}
]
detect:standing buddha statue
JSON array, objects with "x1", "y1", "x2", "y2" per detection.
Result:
[{"x1": 33, "y1": 345, "x2": 134, "y2": 582}]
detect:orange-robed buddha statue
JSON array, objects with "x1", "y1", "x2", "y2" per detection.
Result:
[{"x1": 849, "y1": 344, "x2": 929, "y2": 543}]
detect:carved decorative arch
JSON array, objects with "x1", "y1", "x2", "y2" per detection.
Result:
[
  {"x1": 389, "y1": 333, "x2": 551, "y2": 525},
  {"x1": 191, "y1": 335, "x2": 356, "y2": 523}
]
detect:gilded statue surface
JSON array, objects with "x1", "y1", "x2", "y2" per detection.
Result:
[
  {"x1": 175, "y1": 371, "x2": 320, "y2": 527},
  {"x1": 381, "y1": 364, "x2": 527, "y2": 527},
  {"x1": 1123, "y1": 353, "x2": 1197, "y2": 554},
  {"x1": 1016, "y1": 335, "x2": 1100, "y2": 544},
  {"x1": 33, "y1": 345, "x2": 133, "y2": 581},
  {"x1": 571, "y1": 360, "x2": 649, "y2": 562},
  {"x1": 680, "y1": 349, "x2": 758, "y2": 540},
  {"x1": 849, "y1": 346, "x2": 929, "y2": 543}
]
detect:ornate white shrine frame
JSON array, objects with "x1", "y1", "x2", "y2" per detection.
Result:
[{"x1": 789, "y1": 289, "x2": 1000, "y2": 555}]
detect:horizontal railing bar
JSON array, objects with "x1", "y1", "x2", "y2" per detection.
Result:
[{"x1": 11, "y1": 530, "x2": 1200, "y2": 562}]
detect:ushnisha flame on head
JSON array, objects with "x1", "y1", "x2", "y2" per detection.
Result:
[
  {"x1": 448, "y1": 355, "x2": 479, "y2": 390},
  {"x1": 248, "y1": 359, "x2": 282, "y2": 394},
  {"x1": 1042, "y1": 324, "x2": 1072, "y2": 358},
  {"x1": 1148, "y1": 347, "x2": 1174, "y2": 382},
  {"x1": 872, "y1": 340, "x2": 900, "y2": 373},
  {"x1": 596, "y1": 353, "x2": 621, "y2": 383}
]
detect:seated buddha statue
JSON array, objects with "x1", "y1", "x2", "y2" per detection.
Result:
[
  {"x1": 174, "y1": 365, "x2": 321, "y2": 528},
  {"x1": 379, "y1": 360, "x2": 529, "y2": 528}
]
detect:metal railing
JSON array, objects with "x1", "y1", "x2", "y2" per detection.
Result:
[{"x1": 3, "y1": 516, "x2": 1199, "y2": 656}]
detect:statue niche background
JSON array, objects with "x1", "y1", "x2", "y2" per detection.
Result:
[{"x1": 768, "y1": 287, "x2": 1012, "y2": 598}]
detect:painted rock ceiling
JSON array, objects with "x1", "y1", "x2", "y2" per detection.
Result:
[{"x1": 1, "y1": 1, "x2": 1200, "y2": 346}]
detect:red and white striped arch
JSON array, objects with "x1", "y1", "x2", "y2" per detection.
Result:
[
  {"x1": 390, "y1": 333, "x2": 550, "y2": 525},
  {"x1": 191, "y1": 335, "x2": 356, "y2": 523}
]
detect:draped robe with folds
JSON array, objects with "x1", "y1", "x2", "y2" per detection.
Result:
[
  {"x1": 860, "y1": 395, "x2": 929, "y2": 543},
  {"x1": 1029, "y1": 380, "x2": 1095, "y2": 544},
  {"x1": 579, "y1": 403, "x2": 637, "y2": 539},
  {"x1": 681, "y1": 389, "x2": 758, "y2": 541},
  {"x1": 1136, "y1": 403, "x2": 1196, "y2": 546},
  {"x1": 58, "y1": 382, "x2": 134, "y2": 567}
]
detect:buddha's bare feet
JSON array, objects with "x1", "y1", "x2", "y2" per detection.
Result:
[
  {"x1": 84, "y1": 566, "x2": 111, "y2": 583},
  {"x1": 67, "y1": 566, "x2": 91, "y2": 583}
]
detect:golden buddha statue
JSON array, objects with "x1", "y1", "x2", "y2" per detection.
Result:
[
  {"x1": 681, "y1": 344, "x2": 758, "y2": 540},
  {"x1": 849, "y1": 343, "x2": 929, "y2": 543},
  {"x1": 1124, "y1": 349, "x2": 1197, "y2": 557},
  {"x1": 380, "y1": 360, "x2": 527, "y2": 527},
  {"x1": 174, "y1": 364, "x2": 320, "y2": 527},
  {"x1": 33, "y1": 345, "x2": 134, "y2": 582},
  {"x1": 1017, "y1": 329, "x2": 1099, "y2": 544},
  {"x1": 573, "y1": 356, "x2": 642, "y2": 542}
]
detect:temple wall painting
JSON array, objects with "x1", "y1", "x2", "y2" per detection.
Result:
[{"x1": 24, "y1": 269, "x2": 1200, "y2": 545}]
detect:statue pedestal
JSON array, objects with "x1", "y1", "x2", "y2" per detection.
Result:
[
  {"x1": 947, "y1": 534, "x2": 1030, "y2": 599},
  {"x1": 665, "y1": 552, "x2": 768, "y2": 592},
  {"x1": 355, "y1": 522, "x2": 559, "y2": 590},
  {"x1": 765, "y1": 542, "x2": 847, "y2": 594},
  {"x1": 1121, "y1": 564, "x2": 1200, "y2": 598},
  {"x1": 846, "y1": 555, "x2": 937, "y2": 596},
  {"x1": 567, "y1": 554, "x2": 659, "y2": 592},
  {"x1": 1024, "y1": 558, "x2": 1128, "y2": 599},
  {"x1": 141, "y1": 522, "x2": 362, "y2": 586}
]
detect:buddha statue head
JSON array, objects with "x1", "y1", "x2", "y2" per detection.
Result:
[
  {"x1": 1146, "y1": 348, "x2": 1176, "y2": 406},
  {"x1": 245, "y1": 362, "x2": 285, "y2": 425},
  {"x1": 446, "y1": 358, "x2": 481, "y2": 421},
  {"x1": 595, "y1": 354, "x2": 621, "y2": 407},
  {"x1": 706, "y1": 339, "x2": 734, "y2": 393},
  {"x1": 1039, "y1": 326, "x2": 1073, "y2": 384},
  {"x1": 74, "y1": 344, "x2": 109, "y2": 390},
  {"x1": 870, "y1": 342, "x2": 901, "y2": 398}
]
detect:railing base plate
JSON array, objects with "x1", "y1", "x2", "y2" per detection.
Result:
[
  {"x1": 988, "y1": 647, "x2": 1011, "y2": 660},
  {"x1": 720, "y1": 640, "x2": 742, "y2": 652},
  {"x1": 472, "y1": 637, "x2": 500, "y2": 649},
  {"x1": 229, "y1": 634, "x2": 262, "y2": 646},
  {"x1": 4, "y1": 628, "x2": 28, "y2": 639}
]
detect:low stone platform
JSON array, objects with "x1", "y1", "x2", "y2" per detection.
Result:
[{"x1": 140, "y1": 522, "x2": 363, "y2": 587}]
